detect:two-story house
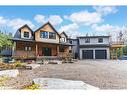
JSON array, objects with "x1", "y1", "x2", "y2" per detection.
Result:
[
  {"x1": 12, "y1": 22, "x2": 72, "y2": 59},
  {"x1": 78, "y1": 36, "x2": 110, "y2": 59}
]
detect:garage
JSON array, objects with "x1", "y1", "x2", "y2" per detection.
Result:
[
  {"x1": 82, "y1": 50, "x2": 93, "y2": 59},
  {"x1": 95, "y1": 50, "x2": 107, "y2": 59}
]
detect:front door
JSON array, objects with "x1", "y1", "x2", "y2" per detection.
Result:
[{"x1": 42, "y1": 47, "x2": 52, "y2": 56}]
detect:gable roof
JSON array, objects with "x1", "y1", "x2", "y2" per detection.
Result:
[
  {"x1": 60, "y1": 31, "x2": 68, "y2": 38},
  {"x1": 18, "y1": 24, "x2": 33, "y2": 35},
  {"x1": 34, "y1": 22, "x2": 61, "y2": 37}
]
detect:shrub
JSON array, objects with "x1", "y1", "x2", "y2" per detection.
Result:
[
  {"x1": 15, "y1": 62, "x2": 26, "y2": 67},
  {"x1": 0, "y1": 76, "x2": 10, "y2": 87},
  {"x1": 23, "y1": 83, "x2": 40, "y2": 90}
]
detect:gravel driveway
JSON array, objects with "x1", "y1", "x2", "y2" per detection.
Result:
[{"x1": 5, "y1": 60, "x2": 127, "y2": 89}]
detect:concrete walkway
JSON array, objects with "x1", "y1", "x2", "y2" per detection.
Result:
[{"x1": 33, "y1": 78, "x2": 99, "y2": 89}]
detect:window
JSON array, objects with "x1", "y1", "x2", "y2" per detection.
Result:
[
  {"x1": 49, "y1": 32, "x2": 56, "y2": 39},
  {"x1": 25, "y1": 47, "x2": 27, "y2": 51},
  {"x1": 69, "y1": 50, "x2": 72, "y2": 53},
  {"x1": 59, "y1": 46, "x2": 64, "y2": 52},
  {"x1": 98, "y1": 38, "x2": 103, "y2": 43},
  {"x1": 85, "y1": 38, "x2": 90, "y2": 43},
  {"x1": 60, "y1": 37, "x2": 65, "y2": 42},
  {"x1": 28, "y1": 47, "x2": 31, "y2": 51},
  {"x1": 24, "y1": 46, "x2": 31, "y2": 51},
  {"x1": 40, "y1": 32, "x2": 48, "y2": 38},
  {"x1": 69, "y1": 40, "x2": 72, "y2": 44},
  {"x1": 24, "y1": 32, "x2": 29, "y2": 38}
]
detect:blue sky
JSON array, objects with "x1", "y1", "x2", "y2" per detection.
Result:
[{"x1": 0, "y1": 6, "x2": 127, "y2": 39}]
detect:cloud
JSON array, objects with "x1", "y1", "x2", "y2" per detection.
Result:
[
  {"x1": 64, "y1": 6, "x2": 118, "y2": 26},
  {"x1": 0, "y1": 17, "x2": 9, "y2": 25},
  {"x1": 92, "y1": 24, "x2": 114, "y2": 32},
  {"x1": 92, "y1": 24, "x2": 127, "y2": 33},
  {"x1": 0, "y1": 16, "x2": 35, "y2": 34},
  {"x1": 59, "y1": 23, "x2": 79, "y2": 32},
  {"x1": 91, "y1": 24, "x2": 127, "y2": 41},
  {"x1": 8, "y1": 18, "x2": 35, "y2": 30},
  {"x1": 34, "y1": 14, "x2": 45, "y2": 24},
  {"x1": 93, "y1": 6, "x2": 118, "y2": 16},
  {"x1": 48, "y1": 15, "x2": 63, "y2": 26},
  {"x1": 59, "y1": 23, "x2": 83, "y2": 38},
  {"x1": 34, "y1": 15, "x2": 63, "y2": 26},
  {"x1": 65, "y1": 11, "x2": 103, "y2": 26}
]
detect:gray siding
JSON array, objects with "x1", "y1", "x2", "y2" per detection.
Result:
[{"x1": 14, "y1": 30, "x2": 21, "y2": 38}]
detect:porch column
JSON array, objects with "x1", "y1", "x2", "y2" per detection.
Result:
[
  {"x1": 120, "y1": 47, "x2": 123, "y2": 59},
  {"x1": 57, "y1": 45, "x2": 59, "y2": 56},
  {"x1": 12, "y1": 41, "x2": 16, "y2": 56},
  {"x1": 116, "y1": 48, "x2": 118, "y2": 59},
  {"x1": 35, "y1": 43, "x2": 38, "y2": 56}
]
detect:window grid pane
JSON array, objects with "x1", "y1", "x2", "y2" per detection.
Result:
[
  {"x1": 85, "y1": 38, "x2": 90, "y2": 43},
  {"x1": 40, "y1": 31, "x2": 48, "y2": 38},
  {"x1": 24, "y1": 32, "x2": 29, "y2": 38},
  {"x1": 49, "y1": 32, "x2": 56, "y2": 39},
  {"x1": 98, "y1": 38, "x2": 103, "y2": 43}
]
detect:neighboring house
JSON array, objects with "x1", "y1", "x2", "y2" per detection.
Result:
[
  {"x1": 0, "y1": 49, "x2": 12, "y2": 57},
  {"x1": 77, "y1": 36, "x2": 110, "y2": 59},
  {"x1": 68, "y1": 38, "x2": 79, "y2": 59},
  {"x1": 12, "y1": 22, "x2": 72, "y2": 59}
]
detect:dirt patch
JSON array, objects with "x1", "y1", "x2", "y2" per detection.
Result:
[{"x1": 5, "y1": 60, "x2": 127, "y2": 89}]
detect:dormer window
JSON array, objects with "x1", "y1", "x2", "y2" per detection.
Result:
[
  {"x1": 98, "y1": 38, "x2": 103, "y2": 43},
  {"x1": 24, "y1": 32, "x2": 29, "y2": 38},
  {"x1": 60, "y1": 37, "x2": 66, "y2": 42},
  {"x1": 85, "y1": 38, "x2": 90, "y2": 43}
]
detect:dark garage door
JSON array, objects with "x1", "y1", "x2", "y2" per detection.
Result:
[
  {"x1": 95, "y1": 50, "x2": 107, "y2": 59},
  {"x1": 82, "y1": 50, "x2": 93, "y2": 59}
]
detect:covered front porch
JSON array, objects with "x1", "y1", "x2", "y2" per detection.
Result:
[
  {"x1": 110, "y1": 41, "x2": 125, "y2": 59},
  {"x1": 12, "y1": 40, "x2": 70, "y2": 59}
]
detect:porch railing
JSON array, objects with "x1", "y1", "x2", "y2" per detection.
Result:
[
  {"x1": 12, "y1": 50, "x2": 69, "y2": 60},
  {"x1": 110, "y1": 41, "x2": 124, "y2": 45},
  {"x1": 12, "y1": 51, "x2": 36, "y2": 59}
]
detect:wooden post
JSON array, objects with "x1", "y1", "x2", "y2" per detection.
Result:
[
  {"x1": 12, "y1": 41, "x2": 16, "y2": 57},
  {"x1": 120, "y1": 47, "x2": 123, "y2": 59},
  {"x1": 115, "y1": 48, "x2": 117, "y2": 59},
  {"x1": 57, "y1": 45, "x2": 59, "y2": 56},
  {"x1": 35, "y1": 43, "x2": 38, "y2": 56}
]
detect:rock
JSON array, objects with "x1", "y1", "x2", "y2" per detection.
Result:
[
  {"x1": 0, "y1": 69, "x2": 19, "y2": 77},
  {"x1": 49, "y1": 60, "x2": 62, "y2": 64},
  {"x1": 25, "y1": 66, "x2": 32, "y2": 70},
  {"x1": 26, "y1": 64, "x2": 40, "y2": 69},
  {"x1": 33, "y1": 78, "x2": 99, "y2": 89}
]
